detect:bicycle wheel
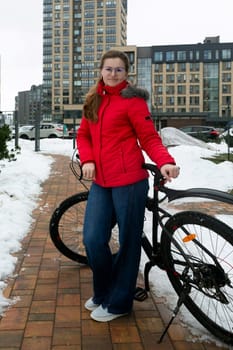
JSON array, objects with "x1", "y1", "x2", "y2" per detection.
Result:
[
  {"x1": 160, "y1": 211, "x2": 233, "y2": 345},
  {"x1": 49, "y1": 191, "x2": 120, "y2": 264},
  {"x1": 49, "y1": 192, "x2": 89, "y2": 264}
]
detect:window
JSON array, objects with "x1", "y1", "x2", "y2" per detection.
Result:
[
  {"x1": 177, "y1": 74, "x2": 186, "y2": 83},
  {"x1": 166, "y1": 63, "x2": 174, "y2": 72},
  {"x1": 190, "y1": 62, "x2": 200, "y2": 71},
  {"x1": 166, "y1": 74, "x2": 175, "y2": 83},
  {"x1": 190, "y1": 74, "x2": 199, "y2": 83},
  {"x1": 222, "y1": 73, "x2": 231, "y2": 82},
  {"x1": 166, "y1": 86, "x2": 174, "y2": 94},
  {"x1": 154, "y1": 63, "x2": 162, "y2": 72},
  {"x1": 154, "y1": 75, "x2": 163, "y2": 83},
  {"x1": 177, "y1": 96, "x2": 186, "y2": 105},
  {"x1": 222, "y1": 61, "x2": 231, "y2": 70},
  {"x1": 154, "y1": 51, "x2": 163, "y2": 62},
  {"x1": 204, "y1": 50, "x2": 212, "y2": 60},
  {"x1": 222, "y1": 49, "x2": 231, "y2": 60},
  {"x1": 166, "y1": 51, "x2": 175, "y2": 61},
  {"x1": 190, "y1": 85, "x2": 199, "y2": 94},
  {"x1": 166, "y1": 96, "x2": 175, "y2": 105},
  {"x1": 178, "y1": 63, "x2": 186, "y2": 71},
  {"x1": 222, "y1": 96, "x2": 231, "y2": 106},
  {"x1": 190, "y1": 96, "x2": 200, "y2": 105},
  {"x1": 154, "y1": 86, "x2": 163, "y2": 94},
  {"x1": 177, "y1": 51, "x2": 186, "y2": 61},
  {"x1": 177, "y1": 85, "x2": 186, "y2": 94},
  {"x1": 222, "y1": 85, "x2": 231, "y2": 94}
]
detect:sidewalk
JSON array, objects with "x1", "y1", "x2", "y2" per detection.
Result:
[{"x1": 0, "y1": 154, "x2": 232, "y2": 350}]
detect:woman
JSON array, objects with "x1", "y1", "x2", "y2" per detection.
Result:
[{"x1": 77, "y1": 50, "x2": 179, "y2": 322}]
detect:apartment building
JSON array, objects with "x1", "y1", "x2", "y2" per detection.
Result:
[
  {"x1": 117, "y1": 37, "x2": 233, "y2": 128},
  {"x1": 42, "y1": 0, "x2": 127, "y2": 126},
  {"x1": 16, "y1": 85, "x2": 43, "y2": 125},
  {"x1": 42, "y1": 0, "x2": 232, "y2": 129}
]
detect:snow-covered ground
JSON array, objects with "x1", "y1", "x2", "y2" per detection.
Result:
[{"x1": 0, "y1": 128, "x2": 233, "y2": 347}]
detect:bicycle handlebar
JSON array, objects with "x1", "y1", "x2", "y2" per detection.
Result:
[{"x1": 143, "y1": 162, "x2": 233, "y2": 206}]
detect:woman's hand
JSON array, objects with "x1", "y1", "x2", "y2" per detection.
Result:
[
  {"x1": 82, "y1": 162, "x2": 96, "y2": 180},
  {"x1": 160, "y1": 164, "x2": 180, "y2": 182}
]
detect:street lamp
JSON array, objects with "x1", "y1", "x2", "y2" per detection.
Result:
[
  {"x1": 34, "y1": 108, "x2": 40, "y2": 152},
  {"x1": 153, "y1": 95, "x2": 161, "y2": 133},
  {"x1": 226, "y1": 99, "x2": 231, "y2": 161}
]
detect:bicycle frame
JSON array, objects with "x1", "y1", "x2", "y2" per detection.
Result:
[{"x1": 141, "y1": 163, "x2": 233, "y2": 291}]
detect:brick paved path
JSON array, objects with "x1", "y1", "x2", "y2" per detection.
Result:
[{"x1": 0, "y1": 154, "x2": 232, "y2": 349}]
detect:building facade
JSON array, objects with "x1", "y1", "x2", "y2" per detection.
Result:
[
  {"x1": 118, "y1": 37, "x2": 233, "y2": 129},
  {"x1": 43, "y1": 0, "x2": 127, "y2": 126},
  {"x1": 16, "y1": 85, "x2": 43, "y2": 126}
]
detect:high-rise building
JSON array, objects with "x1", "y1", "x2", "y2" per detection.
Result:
[
  {"x1": 42, "y1": 0, "x2": 127, "y2": 126},
  {"x1": 17, "y1": 85, "x2": 43, "y2": 126}
]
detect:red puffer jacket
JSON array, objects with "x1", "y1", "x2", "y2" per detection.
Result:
[{"x1": 77, "y1": 80, "x2": 175, "y2": 187}]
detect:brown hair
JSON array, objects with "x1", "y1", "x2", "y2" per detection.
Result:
[{"x1": 83, "y1": 50, "x2": 130, "y2": 122}]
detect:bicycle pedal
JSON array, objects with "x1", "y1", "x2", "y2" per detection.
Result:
[{"x1": 134, "y1": 287, "x2": 148, "y2": 301}]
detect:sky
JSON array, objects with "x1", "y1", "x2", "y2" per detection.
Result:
[
  {"x1": 0, "y1": 129, "x2": 233, "y2": 347},
  {"x1": 0, "y1": 0, "x2": 233, "y2": 111}
]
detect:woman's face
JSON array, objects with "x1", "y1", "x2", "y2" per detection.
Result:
[{"x1": 101, "y1": 58, "x2": 128, "y2": 87}]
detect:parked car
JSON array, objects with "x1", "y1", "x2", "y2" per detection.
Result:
[
  {"x1": 179, "y1": 126, "x2": 220, "y2": 140},
  {"x1": 19, "y1": 123, "x2": 65, "y2": 139}
]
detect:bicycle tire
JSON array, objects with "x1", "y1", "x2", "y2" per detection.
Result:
[
  {"x1": 49, "y1": 191, "x2": 120, "y2": 264},
  {"x1": 160, "y1": 211, "x2": 233, "y2": 345},
  {"x1": 49, "y1": 192, "x2": 89, "y2": 264}
]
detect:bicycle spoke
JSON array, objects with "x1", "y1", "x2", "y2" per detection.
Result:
[{"x1": 161, "y1": 211, "x2": 233, "y2": 344}]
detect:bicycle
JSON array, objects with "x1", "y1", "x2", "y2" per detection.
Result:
[{"x1": 49, "y1": 150, "x2": 233, "y2": 345}]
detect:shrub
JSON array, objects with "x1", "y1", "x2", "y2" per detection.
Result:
[{"x1": 0, "y1": 125, "x2": 11, "y2": 160}]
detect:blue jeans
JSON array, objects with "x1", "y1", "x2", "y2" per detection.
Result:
[{"x1": 83, "y1": 179, "x2": 149, "y2": 314}]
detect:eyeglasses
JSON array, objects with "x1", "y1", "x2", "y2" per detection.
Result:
[{"x1": 103, "y1": 66, "x2": 126, "y2": 74}]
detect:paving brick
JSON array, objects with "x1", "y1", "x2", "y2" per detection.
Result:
[
  {"x1": 14, "y1": 275, "x2": 37, "y2": 290},
  {"x1": 57, "y1": 293, "x2": 80, "y2": 306},
  {"x1": 136, "y1": 317, "x2": 164, "y2": 333},
  {"x1": 81, "y1": 319, "x2": 109, "y2": 336},
  {"x1": 53, "y1": 327, "x2": 81, "y2": 346},
  {"x1": 82, "y1": 335, "x2": 112, "y2": 349},
  {"x1": 21, "y1": 336, "x2": 51, "y2": 350},
  {"x1": 55, "y1": 306, "x2": 80, "y2": 327},
  {"x1": 110, "y1": 324, "x2": 141, "y2": 343},
  {"x1": 33, "y1": 284, "x2": 57, "y2": 300},
  {"x1": 0, "y1": 154, "x2": 230, "y2": 350},
  {"x1": 24, "y1": 320, "x2": 53, "y2": 337},
  {"x1": 0, "y1": 308, "x2": 28, "y2": 330},
  {"x1": 30, "y1": 300, "x2": 56, "y2": 313},
  {"x1": 0, "y1": 330, "x2": 23, "y2": 348}
]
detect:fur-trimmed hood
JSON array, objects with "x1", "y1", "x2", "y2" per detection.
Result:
[
  {"x1": 121, "y1": 84, "x2": 150, "y2": 101},
  {"x1": 97, "y1": 79, "x2": 150, "y2": 101}
]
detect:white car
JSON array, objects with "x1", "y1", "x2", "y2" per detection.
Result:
[{"x1": 19, "y1": 123, "x2": 65, "y2": 139}]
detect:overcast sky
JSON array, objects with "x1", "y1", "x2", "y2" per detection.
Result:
[{"x1": 0, "y1": 0, "x2": 233, "y2": 112}]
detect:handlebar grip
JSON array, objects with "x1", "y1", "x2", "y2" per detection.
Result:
[{"x1": 142, "y1": 163, "x2": 165, "y2": 185}]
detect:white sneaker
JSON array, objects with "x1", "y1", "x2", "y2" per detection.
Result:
[
  {"x1": 90, "y1": 305, "x2": 128, "y2": 322},
  {"x1": 84, "y1": 297, "x2": 100, "y2": 311}
]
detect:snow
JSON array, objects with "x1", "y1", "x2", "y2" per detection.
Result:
[{"x1": 0, "y1": 128, "x2": 233, "y2": 347}]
